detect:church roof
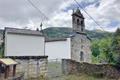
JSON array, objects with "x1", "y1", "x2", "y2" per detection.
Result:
[
  {"x1": 72, "y1": 8, "x2": 84, "y2": 19},
  {"x1": 5, "y1": 27, "x2": 43, "y2": 36},
  {"x1": 45, "y1": 37, "x2": 67, "y2": 42},
  {"x1": 75, "y1": 8, "x2": 81, "y2": 14}
]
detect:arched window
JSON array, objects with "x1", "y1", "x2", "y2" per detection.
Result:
[
  {"x1": 80, "y1": 51, "x2": 84, "y2": 61},
  {"x1": 77, "y1": 19, "x2": 79, "y2": 25}
]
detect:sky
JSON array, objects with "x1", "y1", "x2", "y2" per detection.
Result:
[{"x1": 0, "y1": 0, "x2": 120, "y2": 32}]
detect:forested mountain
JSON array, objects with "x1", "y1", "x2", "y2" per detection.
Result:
[{"x1": 43, "y1": 27, "x2": 113, "y2": 40}]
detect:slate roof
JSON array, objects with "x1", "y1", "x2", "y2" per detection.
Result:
[
  {"x1": 45, "y1": 37, "x2": 67, "y2": 42},
  {"x1": 5, "y1": 27, "x2": 43, "y2": 36},
  {"x1": 72, "y1": 8, "x2": 84, "y2": 19}
]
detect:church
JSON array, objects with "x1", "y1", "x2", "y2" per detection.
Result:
[
  {"x1": 0, "y1": 9, "x2": 91, "y2": 63},
  {"x1": 45, "y1": 8, "x2": 91, "y2": 63},
  {"x1": 0, "y1": 8, "x2": 91, "y2": 79}
]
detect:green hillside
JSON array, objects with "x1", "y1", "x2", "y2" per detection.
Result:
[{"x1": 43, "y1": 27, "x2": 113, "y2": 40}]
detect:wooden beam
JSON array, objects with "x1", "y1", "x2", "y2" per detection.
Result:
[
  {"x1": 4, "y1": 66, "x2": 8, "y2": 79},
  {"x1": 13, "y1": 65, "x2": 16, "y2": 77}
]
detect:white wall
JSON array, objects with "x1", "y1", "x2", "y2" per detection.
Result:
[
  {"x1": 45, "y1": 38, "x2": 71, "y2": 59},
  {"x1": 5, "y1": 33, "x2": 45, "y2": 56}
]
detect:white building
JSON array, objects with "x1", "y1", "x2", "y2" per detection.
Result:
[
  {"x1": 4, "y1": 27, "x2": 45, "y2": 57},
  {"x1": 4, "y1": 27, "x2": 48, "y2": 79},
  {"x1": 45, "y1": 38, "x2": 71, "y2": 59}
]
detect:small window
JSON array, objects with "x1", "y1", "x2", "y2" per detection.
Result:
[
  {"x1": 81, "y1": 21, "x2": 84, "y2": 26},
  {"x1": 81, "y1": 20, "x2": 84, "y2": 31},
  {"x1": 80, "y1": 51, "x2": 84, "y2": 61}
]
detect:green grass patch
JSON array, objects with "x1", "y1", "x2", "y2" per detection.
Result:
[{"x1": 49, "y1": 74, "x2": 117, "y2": 80}]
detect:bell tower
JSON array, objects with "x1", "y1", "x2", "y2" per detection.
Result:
[
  {"x1": 72, "y1": 8, "x2": 85, "y2": 33},
  {"x1": 71, "y1": 8, "x2": 91, "y2": 63}
]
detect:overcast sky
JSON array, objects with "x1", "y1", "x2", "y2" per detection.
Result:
[{"x1": 0, "y1": 0, "x2": 120, "y2": 32}]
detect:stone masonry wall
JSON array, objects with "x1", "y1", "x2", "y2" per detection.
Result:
[
  {"x1": 62, "y1": 59, "x2": 120, "y2": 79},
  {"x1": 71, "y1": 34, "x2": 91, "y2": 63},
  {"x1": 16, "y1": 58, "x2": 48, "y2": 79}
]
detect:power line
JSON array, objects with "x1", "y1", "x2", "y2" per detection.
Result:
[
  {"x1": 27, "y1": 0, "x2": 48, "y2": 21},
  {"x1": 73, "y1": 0, "x2": 105, "y2": 31}
]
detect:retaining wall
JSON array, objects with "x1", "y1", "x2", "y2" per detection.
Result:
[{"x1": 62, "y1": 59, "x2": 120, "y2": 79}]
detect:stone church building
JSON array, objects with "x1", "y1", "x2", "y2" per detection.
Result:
[
  {"x1": 71, "y1": 8, "x2": 91, "y2": 62},
  {"x1": 45, "y1": 8, "x2": 91, "y2": 63}
]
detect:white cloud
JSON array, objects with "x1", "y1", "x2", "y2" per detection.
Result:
[
  {"x1": 84, "y1": 0, "x2": 120, "y2": 31},
  {"x1": 0, "y1": 0, "x2": 65, "y2": 29},
  {"x1": 0, "y1": 0, "x2": 119, "y2": 32},
  {"x1": 43, "y1": 0, "x2": 120, "y2": 32},
  {"x1": 44, "y1": 10, "x2": 72, "y2": 28}
]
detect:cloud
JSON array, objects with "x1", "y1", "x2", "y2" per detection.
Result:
[
  {"x1": 84, "y1": 0, "x2": 120, "y2": 31},
  {"x1": 44, "y1": 0, "x2": 120, "y2": 32},
  {"x1": 44, "y1": 10, "x2": 72, "y2": 28},
  {"x1": 0, "y1": 0, "x2": 64, "y2": 29},
  {"x1": 0, "y1": 0, "x2": 119, "y2": 32}
]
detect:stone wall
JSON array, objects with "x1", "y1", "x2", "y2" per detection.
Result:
[
  {"x1": 71, "y1": 34, "x2": 91, "y2": 63},
  {"x1": 16, "y1": 58, "x2": 48, "y2": 79},
  {"x1": 62, "y1": 59, "x2": 120, "y2": 79}
]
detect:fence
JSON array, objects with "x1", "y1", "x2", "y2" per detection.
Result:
[{"x1": 47, "y1": 59, "x2": 64, "y2": 80}]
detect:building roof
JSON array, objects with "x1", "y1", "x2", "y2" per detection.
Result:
[
  {"x1": 0, "y1": 58, "x2": 18, "y2": 66},
  {"x1": 45, "y1": 38, "x2": 67, "y2": 42},
  {"x1": 5, "y1": 27, "x2": 43, "y2": 36},
  {"x1": 72, "y1": 8, "x2": 84, "y2": 19}
]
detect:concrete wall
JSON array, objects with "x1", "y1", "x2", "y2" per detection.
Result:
[
  {"x1": 45, "y1": 38, "x2": 71, "y2": 59},
  {"x1": 5, "y1": 33, "x2": 45, "y2": 56},
  {"x1": 62, "y1": 59, "x2": 120, "y2": 79}
]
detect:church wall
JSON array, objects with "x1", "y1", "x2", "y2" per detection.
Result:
[
  {"x1": 71, "y1": 34, "x2": 91, "y2": 63},
  {"x1": 45, "y1": 38, "x2": 71, "y2": 59}
]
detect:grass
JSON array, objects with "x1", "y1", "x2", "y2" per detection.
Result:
[
  {"x1": 48, "y1": 60, "x2": 120, "y2": 80},
  {"x1": 48, "y1": 74, "x2": 118, "y2": 80},
  {"x1": 63, "y1": 74, "x2": 110, "y2": 80}
]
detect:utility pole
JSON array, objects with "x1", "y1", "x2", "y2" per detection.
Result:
[
  {"x1": 40, "y1": 22, "x2": 43, "y2": 31},
  {"x1": 40, "y1": 22, "x2": 45, "y2": 56}
]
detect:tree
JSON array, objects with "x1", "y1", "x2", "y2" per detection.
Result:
[
  {"x1": 0, "y1": 42, "x2": 4, "y2": 58},
  {"x1": 111, "y1": 28, "x2": 120, "y2": 65},
  {"x1": 92, "y1": 41, "x2": 100, "y2": 57},
  {"x1": 99, "y1": 38, "x2": 114, "y2": 63},
  {"x1": 91, "y1": 37, "x2": 114, "y2": 63}
]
